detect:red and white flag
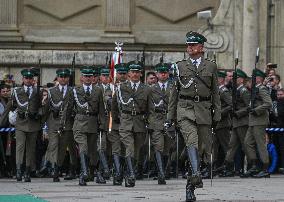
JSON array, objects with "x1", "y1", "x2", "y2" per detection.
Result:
[{"x1": 110, "y1": 42, "x2": 123, "y2": 82}]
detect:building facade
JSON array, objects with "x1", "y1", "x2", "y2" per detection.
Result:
[{"x1": 0, "y1": 0, "x2": 283, "y2": 84}]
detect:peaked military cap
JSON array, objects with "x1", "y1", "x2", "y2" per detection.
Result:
[
  {"x1": 127, "y1": 61, "x2": 143, "y2": 71},
  {"x1": 56, "y1": 68, "x2": 71, "y2": 77},
  {"x1": 100, "y1": 66, "x2": 110, "y2": 76},
  {"x1": 155, "y1": 63, "x2": 171, "y2": 72},
  {"x1": 21, "y1": 69, "x2": 35, "y2": 78},
  {"x1": 115, "y1": 63, "x2": 128, "y2": 73},
  {"x1": 30, "y1": 67, "x2": 40, "y2": 77},
  {"x1": 217, "y1": 70, "x2": 226, "y2": 78},
  {"x1": 186, "y1": 31, "x2": 207, "y2": 44},
  {"x1": 254, "y1": 68, "x2": 266, "y2": 78},
  {"x1": 236, "y1": 69, "x2": 247, "y2": 78},
  {"x1": 93, "y1": 66, "x2": 100, "y2": 76},
  {"x1": 80, "y1": 66, "x2": 93, "y2": 76}
]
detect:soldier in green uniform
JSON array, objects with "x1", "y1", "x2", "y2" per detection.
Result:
[
  {"x1": 220, "y1": 69, "x2": 250, "y2": 177},
  {"x1": 72, "y1": 66, "x2": 106, "y2": 186},
  {"x1": 167, "y1": 31, "x2": 221, "y2": 202},
  {"x1": 44, "y1": 69, "x2": 75, "y2": 182},
  {"x1": 242, "y1": 69, "x2": 272, "y2": 178},
  {"x1": 109, "y1": 63, "x2": 128, "y2": 185},
  {"x1": 148, "y1": 63, "x2": 175, "y2": 185},
  {"x1": 214, "y1": 71, "x2": 232, "y2": 168},
  {"x1": 112, "y1": 61, "x2": 151, "y2": 187},
  {"x1": 97, "y1": 66, "x2": 111, "y2": 179},
  {"x1": 5, "y1": 69, "x2": 44, "y2": 182}
]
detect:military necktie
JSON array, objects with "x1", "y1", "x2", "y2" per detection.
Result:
[
  {"x1": 192, "y1": 60, "x2": 198, "y2": 67},
  {"x1": 26, "y1": 86, "x2": 31, "y2": 97},
  {"x1": 132, "y1": 83, "x2": 137, "y2": 92},
  {"x1": 161, "y1": 83, "x2": 166, "y2": 93},
  {"x1": 86, "y1": 86, "x2": 91, "y2": 96},
  {"x1": 61, "y1": 86, "x2": 65, "y2": 98}
]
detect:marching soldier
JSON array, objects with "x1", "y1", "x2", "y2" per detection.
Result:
[
  {"x1": 112, "y1": 61, "x2": 151, "y2": 187},
  {"x1": 242, "y1": 69, "x2": 272, "y2": 178},
  {"x1": 167, "y1": 31, "x2": 221, "y2": 202},
  {"x1": 44, "y1": 69, "x2": 75, "y2": 182},
  {"x1": 220, "y1": 69, "x2": 250, "y2": 177},
  {"x1": 5, "y1": 69, "x2": 44, "y2": 182},
  {"x1": 97, "y1": 66, "x2": 111, "y2": 179},
  {"x1": 73, "y1": 66, "x2": 106, "y2": 186},
  {"x1": 109, "y1": 63, "x2": 128, "y2": 185},
  {"x1": 214, "y1": 71, "x2": 232, "y2": 168},
  {"x1": 148, "y1": 63, "x2": 175, "y2": 185}
]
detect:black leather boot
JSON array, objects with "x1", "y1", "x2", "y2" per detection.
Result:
[
  {"x1": 16, "y1": 164, "x2": 22, "y2": 182},
  {"x1": 113, "y1": 154, "x2": 123, "y2": 185},
  {"x1": 186, "y1": 146, "x2": 203, "y2": 188},
  {"x1": 52, "y1": 163, "x2": 60, "y2": 182},
  {"x1": 252, "y1": 164, "x2": 270, "y2": 178},
  {"x1": 154, "y1": 151, "x2": 166, "y2": 185},
  {"x1": 39, "y1": 160, "x2": 51, "y2": 177},
  {"x1": 96, "y1": 163, "x2": 106, "y2": 184},
  {"x1": 240, "y1": 160, "x2": 259, "y2": 178},
  {"x1": 186, "y1": 179, "x2": 196, "y2": 202},
  {"x1": 64, "y1": 164, "x2": 76, "y2": 180},
  {"x1": 79, "y1": 153, "x2": 88, "y2": 186},
  {"x1": 219, "y1": 161, "x2": 235, "y2": 177},
  {"x1": 99, "y1": 151, "x2": 110, "y2": 180},
  {"x1": 24, "y1": 167, "x2": 31, "y2": 182},
  {"x1": 125, "y1": 156, "x2": 135, "y2": 187}
]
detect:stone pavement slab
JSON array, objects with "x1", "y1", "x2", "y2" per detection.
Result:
[{"x1": 0, "y1": 175, "x2": 284, "y2": 202}]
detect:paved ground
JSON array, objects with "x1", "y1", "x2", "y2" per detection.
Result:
[{"x1": 0, "y1": 175, "x2": 284, "y2": 202}]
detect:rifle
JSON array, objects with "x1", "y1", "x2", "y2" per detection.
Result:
[
  {"x1": 232, "y1": 50, "x2": 239, "y2": 113},
  {"x1": 70, "y1": 54, "x2": 76, "y2": 87},
  {"x1": 160, "y1": 51, "x2": 164, "y2": 63},
  {"x1": 250, "y1": 48, "x2": 259, "y2": 110}
]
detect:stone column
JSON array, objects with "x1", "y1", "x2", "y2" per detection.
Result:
[
  {"x1": 105, "y1": 0, "x2": 131, "y2": 32},
  {"x1": 242, "y1": 0, "x2": 259, "y2": 74},
  {"x1": 0, "y1": 0, "x2": 22, "y2": 41}
]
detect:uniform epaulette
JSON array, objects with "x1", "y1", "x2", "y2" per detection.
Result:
[
  {"x1": 205, "y1": 58, "x2": 216, "y2": 64},
  {"x1": 220, "y1": 86, "x2": 229, "y2": 92},
  {"x1": 176, "y1": 59, "x2": 186, "y2": 64},
  {"x1": 240, "y1": 86, "x2": 247, "y2": 93}
]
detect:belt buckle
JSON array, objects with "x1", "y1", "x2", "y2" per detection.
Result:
[
  {"x1": 194, "y1": 95, "x2": 200, "y2": 102},
  {"x1": 131, "y1": 110, "x2": 137, "y2": 116}
]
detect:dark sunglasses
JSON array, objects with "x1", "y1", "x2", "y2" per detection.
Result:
[
  {"x1": 83, "y1": 75, "x2": 93, "y2": 78},
  {"x1": 24, "y1": 76, "x2": 33, "y2": 80}
]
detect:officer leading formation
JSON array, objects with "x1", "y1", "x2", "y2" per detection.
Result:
[{"x1": 0, "y1": 31, "x2": 277, "y2": 202}]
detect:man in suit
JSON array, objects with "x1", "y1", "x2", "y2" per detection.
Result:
[
  {"x1": 242, "y1": 69, "x2": 272, "y2": 178},
  {"x1": 4, "y1": 69, "x2": 43, "y2": 182},
  {"x1": 112, "y1": 61, "x2": 151, "y2": 187},
  {"x1": 73, "y1": 66, "x2": 106, "y2": 186},
  {"x1": 109, "y1": 63, "x2": 128, "y2": 185},
  {"x1": 167, "y1": 31, "x2": 221, "y2": 202},
  {"x1": 148, "y1": 62, "x2": 174, "y2": 185},
  {"x1": 44, "y1": 69, "x2": 75, "y2": 182},
  {"x1": 97, "y1": 66, "x2": 112, "y2": 179},
  {"x1": 219, "y1": 69, "x2": 250, "y2": 177},
  {"x1": 214, "y1": 71, "x2": 232, "y2": 169}
]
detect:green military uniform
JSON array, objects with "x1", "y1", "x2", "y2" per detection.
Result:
[
  {"x1": 97, "y1": 67, "x2": 112, "y2": 179},
  {"x1": 73, "y1": 66, "x2": 106, "y2": 185},
  {"x1": 148, "y1": 63, "x2": 175, "y2": 184},
  {"x1": 10, "y1": 69, "x2": 43, "y2": 182},
  {"x1": 109, "y1": 63, "x2": 128, "y2": 185},
  {"x1": 44, "y1": 69, "x2": 75, "y2": 182},
  {"x1": 215, "y1": 71, "x2": 232, "y2": 162},
  {"x1": 167, "y1": 31, "x2": 221, "y2": 202},
  {"x1": 221, "y1": 69, "x2": 250, "y2": 177},
  {"x1": 244, "y1": 69, "x2": 272, "y2": 178},
  {"x1": 112, "y1": 61, "x2": 151, "y2": 187}
]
